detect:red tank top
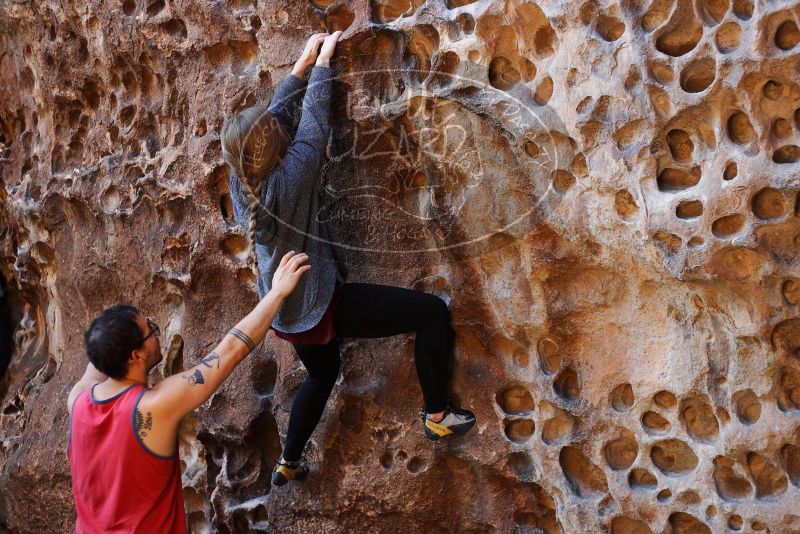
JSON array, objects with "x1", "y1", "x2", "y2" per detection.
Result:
[
  {"x1": 67, "y1": 383, "x2": 187, "y2": 534},
  {"x1": 272, "y1": 281, "x2": 342, "y2": 345}
]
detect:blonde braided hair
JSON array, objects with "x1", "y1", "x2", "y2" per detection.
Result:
[
  {"x1": 242, "y1": 178, "x2": 265, "y2": 277},
  {"x1": 220, "y1": 106, "x2": 290, "y2": 279}
]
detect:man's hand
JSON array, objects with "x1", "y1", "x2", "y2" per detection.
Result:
[
  {"x1": 145, "y1": 251, "x2": 311, "y2": 423},
  {"x1": 292, "y1": 33, "x2": 328, "y2": 77},
  {"x1": 271, "y1": 250, "x2": 311, "y2": 299}
]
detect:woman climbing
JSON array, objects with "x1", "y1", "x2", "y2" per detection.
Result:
[{"x1": 221, "y1": 31, "x2": 476, "y2": 487}]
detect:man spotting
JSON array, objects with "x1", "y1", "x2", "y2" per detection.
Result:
[{"x1": 66, "y1": 251, "x2": 310, "y2": 533}]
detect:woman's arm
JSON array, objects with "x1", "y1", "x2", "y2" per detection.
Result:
[
  {"x1": 232, "y1": 32, "x2": 340, "y2": 246},
  {"x1": 255, "y1": 64, "x2": 334, "y2": 231},
  {"x1": 267, "y1": 73, "x2": 308, "y2": 138},
  {"x1": 267, "y1": 33, "x2": 329, "y2": 136}
]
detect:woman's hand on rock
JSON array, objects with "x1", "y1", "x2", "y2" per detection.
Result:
[
  {"x1": 315, "y1": 31, "x2": 342, "y2": 67},
  {"x1": 292, "y1": 33, "x2": 328, "y2": 76}
]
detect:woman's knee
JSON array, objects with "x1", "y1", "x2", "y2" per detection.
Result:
[
  {"x1": 427, "y1": 294, "x2": 451, "y2": 325},
  {"x1": 305, "y1": 355, "x2": 341, "y2": 385}
]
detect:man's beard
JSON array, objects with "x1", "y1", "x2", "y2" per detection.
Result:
[{"x1": 146, "y1": 350, "x2": 163, "y2": 373}]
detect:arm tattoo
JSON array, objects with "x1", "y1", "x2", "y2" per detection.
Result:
[
  {"x1": 229, "y1": 327, "x2": 256, "y2": 352},
  {"x1": 182, "y1": 353, "x2": 220, "y2": 387},
  {"x1": 134, "y1": 408, "x2": 153, "y2": 438},
  {"x1": 185, "y1": 368, "x2": 205, "y2": 386},
  {"x1": 199, "y1": 352, "x2": 221, "y2": 369}
]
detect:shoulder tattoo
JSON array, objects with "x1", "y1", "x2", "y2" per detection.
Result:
[{"x1": 134, "y1": 408, "x2": 153, "y2": 438}]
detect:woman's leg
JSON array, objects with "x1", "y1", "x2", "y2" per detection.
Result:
[
  {"x1": 332, "y1": 282, "x2": 453, "y2": 414},
  {"x1": 281, "y1": 338, "x2": 341, "y2": 462}
]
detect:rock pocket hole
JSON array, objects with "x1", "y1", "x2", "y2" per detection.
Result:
[
  {"x1": 371, "y1": 0, "x2": 424, "y2": 23},
  {"x1": 497, "y1": 385, "x2": 535, "y2": 414},
  {"x1": 537, "y1": 337, "x2": 560, "y2": 375},
  {"x1": 595, "y1": 14, "x2": 625, "y2": 42},
  {"x1": 775, "y1": 20, "x2": 800, "y2": 51},
  {"x1": 679, "y1": 396, "x2": 720, "y2": 442},
  {"x1": 145, "y1": 0, "x2": 164, "y2": 16},
  {"x1": 723, "y1": 161, "x2": 737, "y2": 181},
  {"x1": 559, "y1": 446, "x2": 608, "y2": 498},
  {"x1": 763, "y1": 80, "x2": 784, "y2": 100},
  {"x1": 0, "y1": 273, "x2": 16, "y2": 379},
  {"x1": 628, "y1": 467, "x2": 658, "y2": 491},
  {"x1": 711, "y1": 214, "x2": 745, "y2": 238},
  {"x1": 654, "y1": 390, "x2": 677, "y2": 409},
  {"x1": 615, "y1": 189, "x2": 639, "y2": 221},
  {"x1": 727, "y1": 112, "x2": 755, "y2": 145},
  {"x1": 772, "y1": 145, "x2": 799, "y2": 163},
  {"x1": 609, "y1": 383, "x2": 634, "y2": 412},
  {"x1": 676, "y1": 199, "x2": 703, "y2": 219},
  {"x1": 533, "y1": 75, "x2": 553, "y2": 105},
  {"x1": 641, "y1": 0, "x2": 672, "y2": 32},
  {"x1": 101, "y1": 185, "x2": 121, "y2": 212},
  {"x1": 406, "y1": 456, "x2": 426, "y2": 473},
  {"x1": 161, "y1": 19, "x2": 187, "y2": 40},
  {"x1": 429, "y1": 51, "x2": 459, "y2": 88},
  {"x1": 666, "y1": 129, "x2": 693, "y2": 163},
  {"x1": 732, "y1": 0, "x2": 752, "y2": 19},
  {"x1": 552, "y1": 170, "x2": 576, "y2": 194},
  {"x1": 488, "y1": 56, "x2": 520, "y2": 90},
  {"x1": 650, "y1": 439, "x2": 698, "y2": 475},
  {"x1": 122, "y1": 0, "x2": 136, "y2": 15},
  {"x1": 679, "y1": 57, "x2": 715, "y2": 93},
  {"x1": 406, "y1": 25, "x2": 439, "y2": 84},
  {"x1": 166, "y1": 334, "x2": 184, "y2": 376},
  {"x1": 220, "y1": 234, "x2": 250, "y2": 262},
  {"x1": 655, "y1": 22, "x2": 703, "y2": 57},
  {"x1": 782, "y1": 279, "x2": 799, "y2": 305},
  {"x1": 455, "y1": 12, "x2": 475, "y2": 35},
  {"x1": 732, "y1": 389, "x2": 761, "y2": 424},
  {"x1": 504, "y1": 418, "x2": 535, "y2": 443},
  {"x1": 641, "y1": 410, "x2": 671, "y2": 435},
  {"x1": 326, "y1": 4, "x2": 355, "y2": 32},
  {"x1": 604, "y1": 431, "x2": 639, "y2": 471},
  {"x1": 253, "y1": 359, "x2": 277, "y2": 396},
  {"x1": 119, "y1": 105, "x2": 136, "y2": 128},
  {"x1": 657, "y1": 166, "x2": 701, "y2": 191},
  {"x1": 553, "y1": 367, "x2": 580, "y2": 401},
  {"x1": 772, "y1": 118, "x2": 792, "y2": 138},
  {"x1": 716, "y1": 22, "x2": 741, "y2": 52},
  {"x1": 751, "y1": 187, "x2": 787, "y2": 219},
  {"x1": 668, "y1": 512, "x2": 710, "y2": 534}
]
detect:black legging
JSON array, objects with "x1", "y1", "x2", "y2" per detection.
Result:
[{"x1": 281, "y1": 282, "x2": 453, "y2": 461}]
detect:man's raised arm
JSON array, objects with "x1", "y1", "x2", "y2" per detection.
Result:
[{"x1": 146, "y1": 251, "x2": 311, "y2": 422}]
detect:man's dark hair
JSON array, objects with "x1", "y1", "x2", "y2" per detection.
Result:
[{"x1": 84, "y1": 304, "x2": 143, "y2": 379}]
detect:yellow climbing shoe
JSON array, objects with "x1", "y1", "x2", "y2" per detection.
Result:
[
  {"x1": 420, "y1": 404, "x2": 476, "y2": 441},
  {"x1": 271, "y1": 456, "x2": 309, "y2": 487}
]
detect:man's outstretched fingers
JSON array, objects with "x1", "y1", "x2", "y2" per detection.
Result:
[
  {"x1": 289, "y1": 253, "x2": 309, "y2": 270},
  {"x1": 293, "y1": 265, "x2": 312, "y2": 278},
  {"x1": 279, "y1": 250, "x2": 297, "y2": 268}
]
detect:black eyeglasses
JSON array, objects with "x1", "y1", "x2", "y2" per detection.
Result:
[{"x1": 141, "y1": 316, "x2": 160, "y2": 345}]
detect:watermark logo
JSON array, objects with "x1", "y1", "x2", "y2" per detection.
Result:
[{"x1": 244, "y1": 63, "x2": 570, "y2": 267}]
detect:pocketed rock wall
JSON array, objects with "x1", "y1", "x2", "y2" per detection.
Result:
[{"x1": 0, "y1": 0, "x2": 799, "y2": 532}]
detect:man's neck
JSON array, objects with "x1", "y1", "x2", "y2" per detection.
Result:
[{"x1": 99, "y1": 374, "x2": 148, "y2": 393}]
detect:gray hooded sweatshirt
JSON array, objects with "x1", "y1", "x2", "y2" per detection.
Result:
[{"x1": 229, "y1": 65, "x2": 348, "y2": 333}]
